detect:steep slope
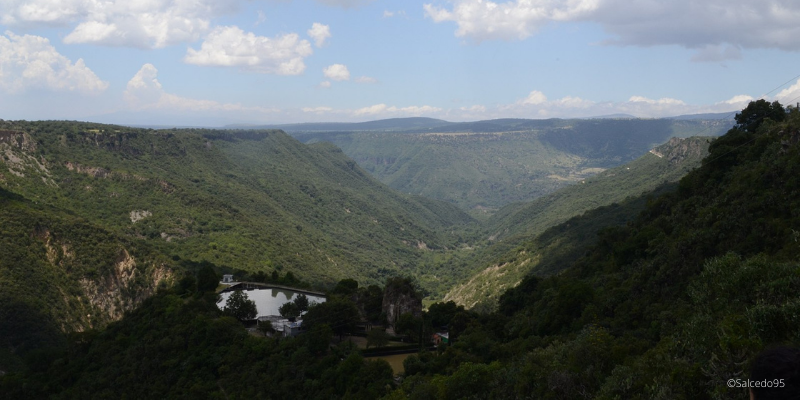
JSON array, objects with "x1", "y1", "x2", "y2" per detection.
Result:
[
  {"x1": 389, "y1": 101, "x2": 800, "y2": 399},
  {"x1": 443, "y1": 136, "x2": 710, "y2": 309},
  {"x1": 0, "y1": 186, "x2": 174, "y2": 370},
  {"x1": 290, "y1": 118, "x2": 731, "y2": 211},
  {"x1": 0, "y1": 121, "x2": 473, "y2": 287}
]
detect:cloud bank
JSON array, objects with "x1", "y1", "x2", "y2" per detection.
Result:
[
  {"x1": 425, "y1": 0, "x2": 800, "y2": 53},
  {"x1": 0, "y1": 31, "x2": 108, "y2": 94}
]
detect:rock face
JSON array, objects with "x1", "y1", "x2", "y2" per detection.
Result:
[
  {"x1": 79, "y1": 249, "x2": 173, "y2": 326},
  {"x1": 382, "y1": 277, "x2": 422, "y2": 327},
  {"x1": 650, "y1": 137, "x2": 708, "y2": 165}
]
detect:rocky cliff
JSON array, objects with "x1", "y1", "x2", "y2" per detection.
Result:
[{"x1": 382, "y1": 277, "x2": 422, "y2": 327}]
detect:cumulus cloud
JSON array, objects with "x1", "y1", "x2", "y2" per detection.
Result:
[
  {"x1": 1, "y1": 0, "x2": 237, "y2": 48},
  {"x1": 425, "y1": 0, "x2": 800, "y2": 52},
  {"x1": 354, "y1": 76, "x2": 377, "y2": 84},
  {"x1": 424, "y1": 0, "x2": 598, "y2": 41},
  {"x1": 124, "y1": 63, "x2": 277, "y2": 113},
  {"x1": 775, "y1": 80, "x2": 800, "y2": 105},
  {"x1": 319, "y1": 81, "x2": 332, "y2": 88},
  {"x1": 323, "y1": 64, "x2": 350, "y2": 81},
  {"x1": 185, "y1": 26, "x2": 313, "y2": 75},
  {"x1": 307, "y1": 23, "x2": 331, "y2": 47},
  {"x1": 520, "y1": 90, "x2": 547, "y2": 105},
  {"x1": 497, "y1": 88, "x2": 757, "y2": 119},
  {"x1": 0, "y1": 31, "x2": 108, "y2": 94}
]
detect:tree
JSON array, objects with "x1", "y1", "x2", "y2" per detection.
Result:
[
  {"x1": 333, "y1": 278, "x2": 359, "y2": 296},
  {"x1": 257, "y1": 321, "x2": 275, "y2": 337},
  {"x1": 222, "y1": 290, "x2": 257, "y2": 321},
  {"x1": 293, "y1": 294, "x2": 309, "y2": 313},
  {"x1": 735, "y1": 99, "x2": 785, "y2": 132},
  {"x1": 395, "y1": 312, "x2": 421, "y2": 340},
  {"x1": 303, "y1": 298, "x2": 360, "y2": 339},
  {"x1": 366, "y1": 328, "x2": 389, "y2": 349},
  {"x1": 279, "y1": 302, "x2": 300, "y2": 319},
  {"x1": 196, "y1": 264, "x2": 219, "y2": 293}
]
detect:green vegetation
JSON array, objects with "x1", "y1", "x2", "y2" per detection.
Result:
[
  {"x1": 291, "y1": 117, "x2": 730, "y2": 212},
  {"x1": 382, "y1": 101, "x2": 800, "y2": 398},
  {"x1": 443, "y1": 136, "x2": 710, "y2": 310},
  {"x1": 0, "y1": 185, "x2": 175, "y2": 371},
  {"x1": 0, "y1": 102, "x2": 793, "y2": 399},
  {"x1": 0, "y1": 121, "x2": 474, "y2": 289},
  {"x1": 222, "y1": 290, "x2": 257, "y2": 321},
  {"x1": 0, "y1": 288, "x2": 395, "y2": 399}
]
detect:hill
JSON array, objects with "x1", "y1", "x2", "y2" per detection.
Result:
[
  {"x1": 441, "y1": 136, "x2": 710, "y2": 309},
  {"x1": 0, "y1": 186, "x2": 177, "y2": 371},
  {"x1": 0, "y1": 121, "x2": 473, "y2": 286},
  {"x1": 387, "y1": 100, "x2": 800, "y2": 398},
  {"x1": 287, "y1": 118, "x2": 732, "y2": 212}
]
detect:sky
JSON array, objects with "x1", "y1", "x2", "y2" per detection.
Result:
[{"x1": 1, "y1": 0, "x2": 800, "y2": 126}]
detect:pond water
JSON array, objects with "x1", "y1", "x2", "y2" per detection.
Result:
[{"x1": 217, "y1": 288, "x2": 326, "y2": 317}]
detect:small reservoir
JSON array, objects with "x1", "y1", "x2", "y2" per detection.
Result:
[{"x1": 217, "y1": 286, "x2": 326, "y2": 317}]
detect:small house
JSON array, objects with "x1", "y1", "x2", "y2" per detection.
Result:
[
  {"x1": 222, "y1": 274, "x2": 234, "y2": 284},
  {"x1": 433, "y1": 332, "x2": 449, "y2": 346}
]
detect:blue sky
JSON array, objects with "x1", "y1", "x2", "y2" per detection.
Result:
[{"x1": 1, "y1": 0, "x2": 800, "y2": 125}]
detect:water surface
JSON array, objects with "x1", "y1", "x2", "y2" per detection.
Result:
[{"x1": 217, "y1": 288, "x2": 326, "y2": 317}]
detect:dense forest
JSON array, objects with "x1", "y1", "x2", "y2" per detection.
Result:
[
  {"x1": 289, "y1": 117, "x2": 730, "y2": 211},
  {"x1": 1, "y1": 101, "x2": 796, "y2": 398}
]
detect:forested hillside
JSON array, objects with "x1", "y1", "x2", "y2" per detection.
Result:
[
  {"x1": 386, "y1": 100, "x2": 800, "y2": 399},
  {"x1": 0, "y1": 102, "x2": 791, "y2": 399},
  {"x1": 417, "y1": 136, "x2": 708, "y2": 308},
  {"x1": 288, "y1": 118, "x2": 731, "y2": 211},
  {"x1": 0, "y1": 121, "x2": 473, "y2": 287},
  {"x1": 0, "y1": 186, "x2": 175, "y2": 372}
]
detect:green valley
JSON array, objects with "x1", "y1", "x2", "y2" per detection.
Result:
[
  {"x1": 2, "y1": 101, "x2": 797, "y2": 400},
  {"x1": 284, "y1": 117, "x2": 731, "y2": 212}
]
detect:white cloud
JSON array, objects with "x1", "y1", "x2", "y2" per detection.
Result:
[
  {"x1": 498, "y1": 89, "x2": 752, "y2": 119},
  {"x1": 628, "y1": 96, "x2": 686, "y2": 106},
  {"x1": 775, "y1": 80, "x2": 800, "y2": 104},
  {"x1": 0, "y1": 31, "x2": 108, "y2": 94},
  {"x1": 520, "y1": 90, "x2": 547, "y2": 105},
  {"x1": 460, "y1": 105, "x2": 486, "y2": 112},
  {"x1": 425, "y1": 0, "x2": 800, "y2": 52},
  {"x1": 319, "y1": 81, "x2": 332, "y2": 88},
  {"x1": 323, "y1": 64, "x2": 350, "y2": 81},
  {"x1": 302, "y1": 106, "x2": 333, "y2": 113},
  {"x1": 355, "y1": 76, "x2": 378, "y2": 84},
  {"x1": 185, "y1": 26, "x2": 313, "y2": 75},
  {"x1": 255, "y1": 10, "x2": 267, "y2": 26},
  {"x1": 307, "y1": 23, "x2": 331, "y2": 47},
  {"x1": 424, "y1": 0, "x2": 598, "y2": 41},
  {"x1": 383, "y1": 10, "x2": 406, "y2": 18},
  {"x1": 721, "y1": 94, "x2": 754, "y2": 105},
  {"x1": 124, "y1": 63, "x2": 277, "y2": 113},
  {"x1": 354, "y1": 103, "x2": 442, "y2": 116},
  {"x1": 2, "y1": 0, "x2": 238, "y2": 49}
]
